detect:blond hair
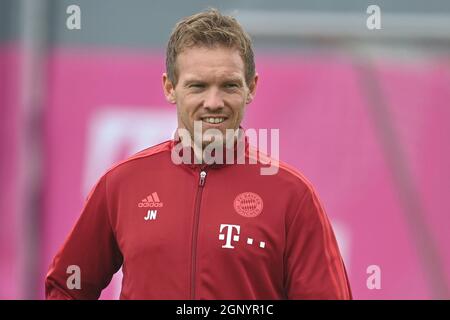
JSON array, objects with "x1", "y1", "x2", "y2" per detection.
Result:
[{"x1": 166, "y1": 8, "x2": 255, "y2": 86}]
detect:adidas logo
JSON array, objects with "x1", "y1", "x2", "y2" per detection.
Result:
[{"x1": 138, "y1": 192, "x2": 163, "y2": 208}]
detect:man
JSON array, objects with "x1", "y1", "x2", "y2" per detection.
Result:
[{"x1": 45, "y1": 9, "x2": 352, "y2": 300}]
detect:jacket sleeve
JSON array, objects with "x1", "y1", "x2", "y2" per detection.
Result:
[
  {"x1": 284, "y1": 187, "x2": 352, "y2": 299},
  {"x1": 45, "y1": 174, "x2": 123, "y2": 299}
]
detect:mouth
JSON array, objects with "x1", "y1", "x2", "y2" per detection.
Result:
[{"x1": 200, "y1": 116, "x2": 228, "y2": 125}]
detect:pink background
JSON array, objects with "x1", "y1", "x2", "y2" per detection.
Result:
[{"x1": 1, "y1": 46, "x2": 449, "y2": 299}]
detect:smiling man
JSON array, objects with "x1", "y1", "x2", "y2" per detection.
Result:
[
  {"x1": 164, "y1": 45, "x2": 254, "y2": 140},
  {"x1": 45, "y1": 8, "x2": 352, "y2": 300}
]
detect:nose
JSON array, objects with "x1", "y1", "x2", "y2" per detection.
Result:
[{"x1": 203, "y1": 87, "x2": 224, "y2": 111}]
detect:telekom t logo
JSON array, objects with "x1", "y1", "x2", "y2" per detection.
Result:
[{"x1": 219, "y1": 224, "x2": 240, "y2": 249}]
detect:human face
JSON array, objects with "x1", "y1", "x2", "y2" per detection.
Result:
[{"x1": 163, "y1": 46, "x2": 257, "y2": 146}]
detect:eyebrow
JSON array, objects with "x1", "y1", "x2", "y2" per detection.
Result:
[
  {"x1": 183, "y1": 79, "x2": 206, "y2": 86},
  {"x1": 183, "y1": 78, "x2": 244, "y2": 86},
  {"x1": 223, "y1": 78, "x2": 244, "y2": 85}
]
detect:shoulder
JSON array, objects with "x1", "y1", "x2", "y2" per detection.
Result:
[
  {"x1": 247, "y1": 146, "x2": 327, "y2": 227},
  {"x1": 102, "y1": 139, "x2": 173, "y2": 180},
  {"x1": 247, "y1": 144, "x2": 317, "y2": 196}
]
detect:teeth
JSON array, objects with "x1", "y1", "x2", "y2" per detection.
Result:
[{"x1": 203, "y1": 117, "x2": 225, "y2": 124}]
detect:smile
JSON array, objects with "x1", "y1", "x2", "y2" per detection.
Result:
[{"x1": 201, "y1": 117, "x2": 227, "y2": 124}]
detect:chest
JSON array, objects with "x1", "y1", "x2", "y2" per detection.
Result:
[{"x1": 113, "y1": 168, "x2": 287, "y2": 265}]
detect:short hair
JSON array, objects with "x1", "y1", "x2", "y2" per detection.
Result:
[{"x1": 166, "y1": 8, "x2": 255, "y2": 87}]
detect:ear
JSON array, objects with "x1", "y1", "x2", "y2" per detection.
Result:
[
  {"x1": 162, "y1": 73, "x2": 176, "y2": 104},
  {"x1": 246, "y1": 73, "x2": 259, "y2": 104}
]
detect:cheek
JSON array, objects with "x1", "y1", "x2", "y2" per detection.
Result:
[
  {"x1": 228, "y1": 96, "x2": 247, "y2": 116},
  {"x1": 184, "y1": 94, "x2": 203, "y2": 110},
  {"x1": 177, "y1": 96, "x2": 197, "y2": 116}
]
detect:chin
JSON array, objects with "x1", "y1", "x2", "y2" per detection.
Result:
[{"x1": 203, "y1": 130, "x2": 226, "y2": 144}]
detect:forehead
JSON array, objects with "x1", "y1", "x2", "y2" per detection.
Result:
[{"x1": 176, "y1": 46, "x2": 245, "y2": 82}]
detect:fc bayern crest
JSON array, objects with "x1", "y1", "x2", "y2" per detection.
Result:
[{"x1": 233, "y1": 192, "x2": 263, "y2": 218}]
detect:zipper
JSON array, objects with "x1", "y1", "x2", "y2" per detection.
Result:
[{"x1": 190, "y1": 169, "x2": 207, "y2": 299}]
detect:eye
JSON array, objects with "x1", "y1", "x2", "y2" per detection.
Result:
[
  {"x1": 225, "y1": 83, "x2": 239, "y2": 89},
  {"x1": 189, "y1": 83, "x2": 205, "y2": 89}
]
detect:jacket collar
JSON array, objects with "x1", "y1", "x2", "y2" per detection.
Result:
[{"x1": 170, "y1": 126, "x2": 250, "y2": 170}]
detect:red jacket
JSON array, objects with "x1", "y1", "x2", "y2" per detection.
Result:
[{"x1": 45, "y1": 139, "x2": 352, "y2": 299}]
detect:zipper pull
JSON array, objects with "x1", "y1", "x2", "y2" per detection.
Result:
[{"x1": 199, "y1": 170, "x2": 207, "y2": 186}]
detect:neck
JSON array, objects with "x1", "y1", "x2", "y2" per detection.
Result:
[{"x1": 173, "y1": 127, "x2": 248, "y2": 166}]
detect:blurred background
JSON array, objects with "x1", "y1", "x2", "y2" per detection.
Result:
[{"x1": 1, "y1": 0, "x2": 449, "y2": 299}]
